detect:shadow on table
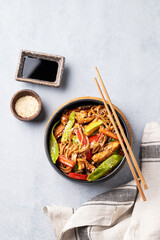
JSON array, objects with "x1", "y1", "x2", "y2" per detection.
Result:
[
  {"x1": 32, "y1": 105, "x2": 47, "y2": 123},
  {"x1": 60, "y1": 66, "x2": 70, "y2": 90}
]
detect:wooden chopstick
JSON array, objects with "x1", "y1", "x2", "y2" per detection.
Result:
[
  {"x1": 95, "y1": 67, "x2": 148, "y2": 190},
  {"x1": 94, "y1": 77, "x2": 146, "y2": 201}
]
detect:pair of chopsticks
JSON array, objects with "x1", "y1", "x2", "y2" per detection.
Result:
[{"x1": 94, "y1": 67, "x2": 148, "y2": 202}]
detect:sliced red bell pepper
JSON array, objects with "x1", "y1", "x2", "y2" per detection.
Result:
[
  {"x1": 86, "y1": 149, "x2": 92, "y2": 161},
  {"x1": 68, "y1": 172, "x2": 88, "y2": 180},
  {"x1": 89, "y1": 133, "x2": 101, "y2": 143},
  {"x1": 76, "y1": 128, "x2": 82, "y2": 141},
  {"x1": 76, "y1": 129, "x2": 87, "y2": 145},
  {"x1": 83, "y1": 136, "x2": 87, "y2": 145},
  {"x1": 58, "y1": 155, "x2": 75, "y2": 168},
  {"x1": 76, "y1": 129, "x2": 92, "y2": 161}
]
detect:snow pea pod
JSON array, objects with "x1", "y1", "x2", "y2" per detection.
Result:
[
  {"x1": 49, "y1": 121, "x2": 60, "y2": 164},
  {"x1": 87, "y1": 154, "x2": 123, "y2": 181},
  {"x1": 61, "y1": 111, "x2": 75, "y2": 143}
]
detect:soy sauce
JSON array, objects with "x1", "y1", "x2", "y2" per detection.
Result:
[{"x1": 22, "y1": 56, "x2": 58, "y2": 82}]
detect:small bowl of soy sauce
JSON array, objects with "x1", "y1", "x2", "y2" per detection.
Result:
[{"x1": 16, "y1": 50, "x2": 65, "y2": 87}]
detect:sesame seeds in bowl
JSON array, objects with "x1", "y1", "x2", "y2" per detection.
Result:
[
  {"x1": 15, "y1": 95, "x2": 39, "y2": 118},
  {"x1": 10, "y1": 89, "x2": 42, "y2": 121}
]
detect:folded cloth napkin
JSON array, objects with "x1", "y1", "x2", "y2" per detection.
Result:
[{"x1": 44, "y1": 122, "x2": 160, "y2": 240}]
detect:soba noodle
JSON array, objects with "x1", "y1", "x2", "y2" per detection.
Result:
[{"x1": 52, "y1": 105, "x2": 124, "y2": 180}]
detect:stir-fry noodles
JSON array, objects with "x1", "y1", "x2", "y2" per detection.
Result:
[{"x1": 49, "y1": 105, "x2": 124, "y2": 181}]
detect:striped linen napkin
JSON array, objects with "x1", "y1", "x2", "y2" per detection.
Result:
[{"x1": 44, "y1": 122, "x2": 160, "y2": 240}]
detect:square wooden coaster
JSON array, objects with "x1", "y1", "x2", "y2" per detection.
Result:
[{"x1": 16, "y1": 50, "x2": 65, "y2": 87}]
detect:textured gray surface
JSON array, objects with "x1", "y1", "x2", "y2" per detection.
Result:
[{"x1": 0, "y1": 0, "x2": 160, "y2": 239}]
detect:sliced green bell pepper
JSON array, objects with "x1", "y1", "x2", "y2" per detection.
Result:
[
  {"x1": 87, "y1": 154, "x2": 123, "y2": 181},
  {"x1": 49, "y1": 121, "x2": 60, "y2": 164},
  {"x1": 85, "y1": 120, "x2": 103, "y2": 136},
  {"x1": 73, "y1": 163, "x2": 78, "y2": 172},
  {"x1": 108, "y1": 138, "x2": 116, "y2": 142},
  {"x1": 61, "y1": 111, "x2": 75, "y2": 143}
]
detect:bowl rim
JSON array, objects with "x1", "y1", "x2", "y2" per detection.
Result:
[
  {"x1": 44, "y1": 96, "x2": 132, "y2": 183},
  {"x1": 10, "y1": 89, "x2": 42, "y2": 121}
]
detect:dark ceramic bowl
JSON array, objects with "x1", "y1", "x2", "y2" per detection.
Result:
[{"x1": 44, "y1": 97, "x2": 132, "y2": 183}]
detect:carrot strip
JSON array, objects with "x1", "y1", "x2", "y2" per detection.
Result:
[
  {"x1": 58, "y1": 155, "x2": 75, "y2": 168},
  {"x1": 99, "y1": 128, "x2": 118, "y2": 140}
]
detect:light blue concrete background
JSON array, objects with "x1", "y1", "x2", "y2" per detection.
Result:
[{"x1": 0, "y1": 0, "x2": 160, "y2": 239}]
